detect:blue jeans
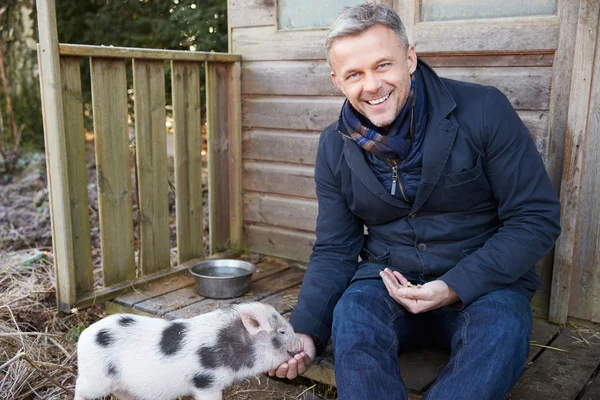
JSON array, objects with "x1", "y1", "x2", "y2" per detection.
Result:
[{"x1": 332, "y1": 279, "x2": 532, "y2": 400}]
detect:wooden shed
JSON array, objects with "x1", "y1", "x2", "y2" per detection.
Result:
[{"x1": 229, "y1": 0, "x2": 600, "y2": 325}]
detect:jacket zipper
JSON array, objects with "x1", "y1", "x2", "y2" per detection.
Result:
[
  {"x1": 384, "y1": 158, "x2": 408, "y2": 202},
  {"x1": 337, "y1": 129, "x2": 409, "y2": 202}
]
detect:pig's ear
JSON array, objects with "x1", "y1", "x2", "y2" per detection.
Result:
[{"x1": 240, "y1": 311, "x2": 266, "y2": 335}]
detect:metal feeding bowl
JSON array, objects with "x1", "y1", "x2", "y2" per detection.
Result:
[{"x1": 188, "y1": 259, "x2": 256, "y2": 299}]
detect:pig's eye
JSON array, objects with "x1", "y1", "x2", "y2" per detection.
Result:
[{"x1": 278, "y1": 328, "x2": 286, "y2": 335}]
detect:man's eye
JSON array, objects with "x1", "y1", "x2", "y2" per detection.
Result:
[
  {"x1": 378, "y1": 63, "x2": 390, "y2": 69},
  {"x1": 346, "y1": 72, "x2": 359, "y2": 80}
]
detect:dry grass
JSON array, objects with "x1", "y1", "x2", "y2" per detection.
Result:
[{"x1": 0, "y1": 249, "x2": 96, "y2": 399}]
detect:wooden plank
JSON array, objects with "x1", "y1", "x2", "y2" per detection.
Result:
[
  {"x1": 165, "y1": 267, "x2": 305, "y2": 319},
  {"x1": 59, "y1": 43, "x2": 241, "y2": 62},
  {"x1": 421, "y1": 53, "x2": 555, "y2": 68},
  {"x1": 59, "y1": 56, "x2": 94, "y2": 296},
  {"x1": 241, "y1": 60, "x2": 336, "y2": 96},
  {"x1": 206, "y1": 63, "x2": 231, "y2": 253},
  {"x1": 90, "y1": 57, "x2": 135, "y2": 286},
  {"x1": 414, "y1": 17, "x2": 559, "y2": 54},
  {"x1": 244, "y1": 193, "x2": 318, "y2": 232},
  {"x1": 527, "y1": 318, "x2": 561, "y2": 363},
  {"x1": 545, "y1": 0, "x2": 581, "y2": 194},
  {"x1": 436, "y1": 67, "x2": 552, "y2": 111},
  {"x1": 229, "y1": 0, "x2": 275, "y2": 28},
  {"x1": 112, "y1": 273, "x2": 194, "y2": 308},
  {"x1": 228, "y1": 62, "x2": 243, "y2": 251},
  {"x1": 506, "y1": 324, "x2": 600, "y2": 399},
  {"x1": 133, "y1": 59, "x2": 170, "y2": 275},
  {"x1": 242, "y1": 61, "x2": 552, "y2": 111},
  {"x1": 550, "y1": 0, "x2": 599, "y2": 324},
  {"x1": 244, "y1": 224, "x2": 315, "y2": 263},
  {"x1": 232, "y1": 26, "x2": 328, "y2": 61},
  {"x1": 105, "y1": 301, "x2": 157, "y2": 318},
  {"x1": 232, "y1": 18, "x2": 558, "y2": 61},
  {"x1": 171, "y1": 61, "x2": 204, "y2": 264},
  {"x1": 242, "y1": 97, "x2": 547, "y2": 139},
  {"x1": 243, "y1": 161, "x2": 316, "y2": 199},
  {"x1": 582, "y1": 373, "x2": 600, "y2": 400},
  {"x1": 242, "y1": 129, "x2": 320, "y2": 165},
  {"x1": 133, "y1": 284, "x2": 204, "y2": 316},
  {"x1": 519, "y1": 111, "x2": 550, "y2": 159},
  {"x1": 36, "y1": 0, "x2": 80, "y2": 312},
  {"x1": 243, "y1": 97, "x2": 344, "y2": 131},
  {"x1": 74, "y1": 264, "x2": 191, "y2": 309},
  {"x1": 570, "y1": 19, "x2": 600, "y2": 322},
  {"x1": 260, "y1": 285, "x2": 301, "y2": 315}
]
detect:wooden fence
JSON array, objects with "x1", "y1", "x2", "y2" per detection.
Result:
[{"x1": 36, "y1": 0, "x2": 242, "y2": 312}]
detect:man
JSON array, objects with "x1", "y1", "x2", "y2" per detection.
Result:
[{"x1": 268, "y1": 4, "x2": 561, "y2": 399}]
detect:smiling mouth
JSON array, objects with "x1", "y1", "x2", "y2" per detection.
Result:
[{"x1": 366, "y1": 93, "x2": 390, "y2": 105}]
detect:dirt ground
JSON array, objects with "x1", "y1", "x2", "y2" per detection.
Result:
[{"x1": 0, "y1": 153, "x2": 336, "y2": 399}]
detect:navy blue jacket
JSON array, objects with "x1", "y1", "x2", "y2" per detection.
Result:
[{"x1": 289, "y1": 60, "x2": 561, "y2": 352}]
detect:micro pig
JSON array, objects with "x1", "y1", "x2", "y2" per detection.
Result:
[{"x1": 74, "y1": 302, "x2": 304, "y2": 400}]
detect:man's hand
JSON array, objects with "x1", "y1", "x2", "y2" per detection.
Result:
[
  {"x1": 380, "y1": 268, "x2": 460, "y2": 314},
  {"x1": 268, "y1": 332, "x2": 316, "y2": 380}
]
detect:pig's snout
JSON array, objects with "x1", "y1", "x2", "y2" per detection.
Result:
[{"x1": 286, "y1": 335, "x2": 304, "y2": 357}]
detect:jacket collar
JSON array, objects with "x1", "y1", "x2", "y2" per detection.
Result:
[{"x1": 338, "y1": 58, "x2": 459, "y2": 213}]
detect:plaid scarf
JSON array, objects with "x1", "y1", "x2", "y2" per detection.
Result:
[{"x1": 342, "y1": 75, "x2": 416, "y2": 162}]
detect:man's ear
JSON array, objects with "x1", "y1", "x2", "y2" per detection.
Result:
[
  {"x1": 331, "y1": 71, "x2": 346, "y2": 95},
  {"x1": 406, "y1": 44, "x2": 418, "y2": 75}
]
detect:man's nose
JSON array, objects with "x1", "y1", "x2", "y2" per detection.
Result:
[{"x1": 363, "y1": 73, "x2": 382, "y2": 93}]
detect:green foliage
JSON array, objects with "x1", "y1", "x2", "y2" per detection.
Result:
[
  {"x1": 56, "y1": 0, "x2": 227, "y2": 52},
  {"x1": 0, "y1": 0, "x2": 44, "y2": 155}
]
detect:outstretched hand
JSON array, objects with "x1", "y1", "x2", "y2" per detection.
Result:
[
  {"x1": 379, "y1": 268, "x2": 460, "y2": 314},
  {"x1": 268, "y1": 332, "x2": 316, "y2": 380}
]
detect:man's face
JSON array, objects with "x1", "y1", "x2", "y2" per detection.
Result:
[{"x1": 329, "y1": 24, "x2": 417, "y2": 129}]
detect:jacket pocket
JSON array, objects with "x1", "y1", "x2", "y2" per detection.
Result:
[{"x1": 444, "y1": 155, "x2": 484, "y2": 188}]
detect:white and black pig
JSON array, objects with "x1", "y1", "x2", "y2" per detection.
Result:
[{"x1": 74, "y1": 302, "x2": 304, "y2": 400}]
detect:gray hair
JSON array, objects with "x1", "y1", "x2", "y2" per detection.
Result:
[{"x1": 325, "y1": 3, "x2": 409, "y2": 62}]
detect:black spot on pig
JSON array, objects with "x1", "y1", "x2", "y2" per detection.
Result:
[
  {"x1": 271, "y1": 336, "x2": 282, "y2": 349},
  {"x1": 214, "y1": 318, "x2": 256, "y2": 371},
  {"x1": 118, "y1": 316, "x2": 135, "y2": 327},
  {"x1": 192, "y1": 372, "x2": 214, "y2": 389},
  {"x1": 107, "y1": 363, "x2": 119, "y2": 377},
  {"x1": 160, "y1": 321, "x2": 188, "y2": 356},
  {"x1": 195, "y1": 318, "x2": 256, "y2": 372},
  {"x1": 197, "y1": 346, "x2": 219, "y2": 370},
  {"x1": 96, "y1": 329, "x2": 114, "y2": 347}
]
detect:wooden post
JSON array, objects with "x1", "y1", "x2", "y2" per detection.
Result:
[
  {"x1": 228, "y1": 62, "x2": 243, "y2": 251},
  {"x1": 36, "y1": 0, "x2": 83, "y2": 311},
  {"x1": 549, "y1": 0, "x2": 600, "y2": 324},
  {"x1": 530, "y1": 0, "x2": 580, "y2": 319}
]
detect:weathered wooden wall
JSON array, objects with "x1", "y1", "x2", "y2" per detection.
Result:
[
  {"x1": 229, "y1": 0, "x2": 589, "y2": 319},
  {"x1": 550, "y1": 0, "x2": 600, "y2": 324}
]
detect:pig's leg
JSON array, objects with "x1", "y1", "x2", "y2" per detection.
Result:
[
  {"x1": 74, "y1": 376, "x2": 111, "y2": 400},
  {"x1": 192, "y1": 389, "x2": 222, "y2": 400},
  {"x1": 112, "y1": 390, "x2": 137, "y2": 400}
]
